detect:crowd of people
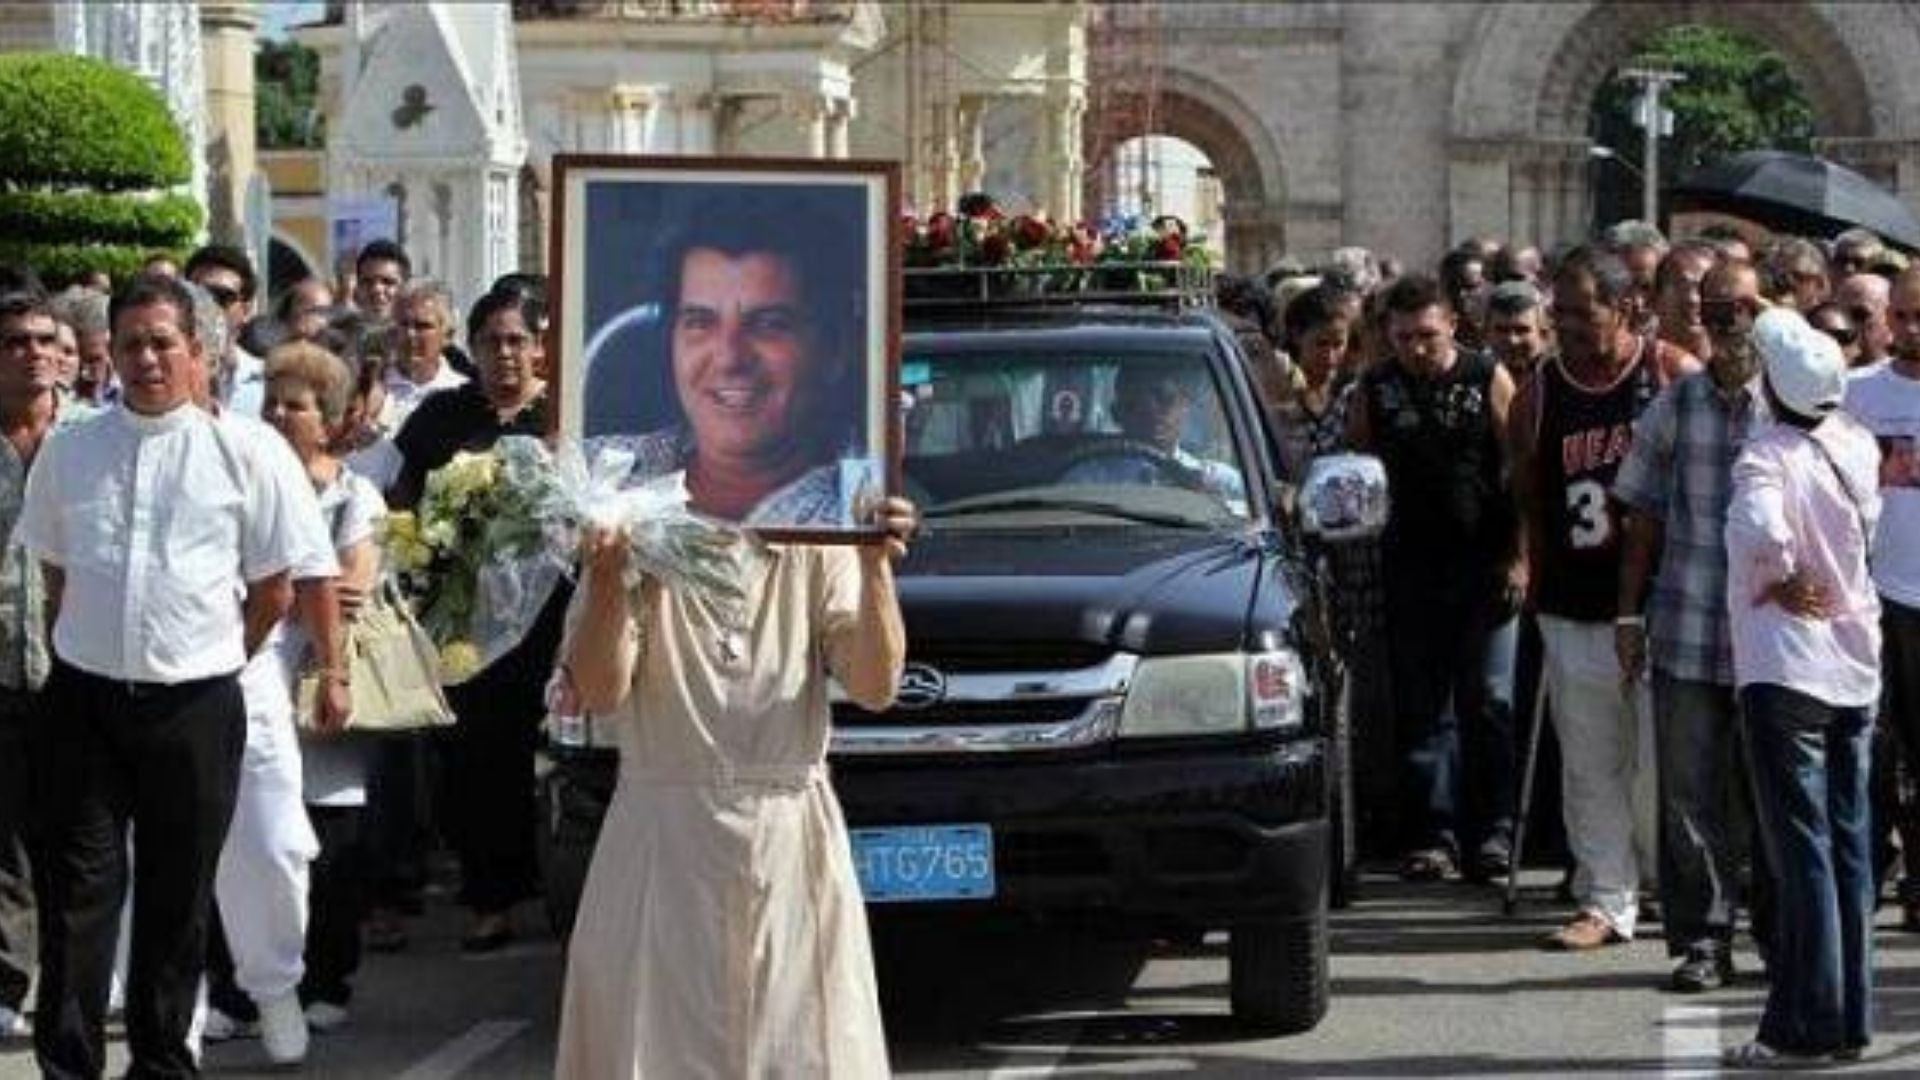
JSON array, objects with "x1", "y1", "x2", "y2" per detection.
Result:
[
  {"x1": 0, "y1": 225, "x2": 916, "y2": 1079},
  {"x1": 0, "y1": 212, "x2": 1912, "y2": 1073},
  {"x1": 1222, "y1": 221, "x2": 1914, "y2": 1067}
]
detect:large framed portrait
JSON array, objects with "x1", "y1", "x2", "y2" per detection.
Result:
[{"x1": 550, "y1": 155, "x2": 900, "y2": 541}]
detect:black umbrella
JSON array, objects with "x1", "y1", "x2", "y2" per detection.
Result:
[{"x1": 1667, "y1": 150, "x2": 1920, "y2": 251}]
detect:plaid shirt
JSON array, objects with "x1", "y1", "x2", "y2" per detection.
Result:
[{"x1": 1613, "y1": 370, "x2": 1767, "y2": 685}]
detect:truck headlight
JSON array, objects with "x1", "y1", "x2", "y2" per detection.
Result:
[{"x1": 1118, "y1": 650, "x2": 1306, "y2": 737}]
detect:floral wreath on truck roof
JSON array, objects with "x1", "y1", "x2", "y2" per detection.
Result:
[{"x1": 902, "y1": 192, "x2": 1214, "y2": 299}]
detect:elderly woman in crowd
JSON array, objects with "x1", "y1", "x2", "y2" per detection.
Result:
[
  {"x1": 382, "y1": 279, "x2": 468, "y2": 433},
  {"x1": 256, "y1": 341, "x2": 387, "y2": 1032},
  {"x1": 392, "y1": 287, "x2": 559, "y2": 951}
]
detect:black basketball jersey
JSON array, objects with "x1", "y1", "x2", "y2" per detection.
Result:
[{"x1": 1534, "y1": 346, "x2": 1660, "y2": 622}]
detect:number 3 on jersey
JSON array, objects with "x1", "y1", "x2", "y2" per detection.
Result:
[{"x1": 1566, "y1": 478, "x2": 1611, "y2": 549}]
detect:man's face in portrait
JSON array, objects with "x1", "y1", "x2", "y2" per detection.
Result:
[
  {"x1": 671, "y1": 247, "x2": 832, "y2": 470},
  {"x1": 111, "y1": 299, "x2": 202, "y2": 415}
]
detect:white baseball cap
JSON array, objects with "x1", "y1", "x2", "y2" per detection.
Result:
[{"x1": 1754, "y1": 307, "x2": 1846, "y2": 420}]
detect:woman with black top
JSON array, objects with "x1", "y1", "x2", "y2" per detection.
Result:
[{"x1": 391, "y1": 287, "x2": 562, "y2": 950}]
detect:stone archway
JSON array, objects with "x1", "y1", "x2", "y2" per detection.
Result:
[
  {"x1": 1084, "y1": 70, "x2": 1288, "y2": 274},
  {"x1": 1447, "y1": 1, "x2": 1920, "y2": 249}
]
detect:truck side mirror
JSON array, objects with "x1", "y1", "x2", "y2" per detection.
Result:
[{"x1": 1299, "y1": 453, "x2": 1389, "y2": 543}]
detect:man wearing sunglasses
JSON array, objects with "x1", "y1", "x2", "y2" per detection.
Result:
[
  {"x1": 185, "y1": 245, "x2": 266, "y2": 416},
  {"x1": 1615, "y1": 259, "x2": 1772, "y2": 993}
]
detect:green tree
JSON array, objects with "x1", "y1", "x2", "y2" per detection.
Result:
[
  {"x1": 1589, "y1": 25, "x2": 1814, "y2": 229},
  {"x1": 0, "y1": 53, "x2": 201, "y2": 285},
  {"x1": 257, "y1": 39, "x2": 324, "y2": 149}
]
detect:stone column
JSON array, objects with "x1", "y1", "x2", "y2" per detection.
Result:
[
  {"x1": 792, "y1": 93, "x2": 831, "y2": 158},
  {"x1": 202, "y1": 1, "x2": 259, "y2": 247},
  {"x1": 610, "y1": 86, "x2": 660, "y2": 153},
  {"x1": 956, "y1": 94, "x2": 987, "y2": 193},
  {"x1": 827, "y1": 97, "x2": 853, "y2": 160},
  {"x1": 1040, "y1": 93, "x2": 1084, "y2": 220}
]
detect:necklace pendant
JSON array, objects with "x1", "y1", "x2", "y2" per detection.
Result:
[{"x1": 717, "y1": 628, "x2": 744, "y2": 665}]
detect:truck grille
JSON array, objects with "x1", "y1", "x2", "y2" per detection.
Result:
[
  {"x1": 833, "y1": 698, "x2": 1087, "y2": 728},
  {"x1": 830, "y1": 654, "x2": 1137, "y2": 756}
]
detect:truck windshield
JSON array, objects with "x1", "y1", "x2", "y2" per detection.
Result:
[{"x1": 903, "y1": 350, "x2": 1252, "y2": 526}]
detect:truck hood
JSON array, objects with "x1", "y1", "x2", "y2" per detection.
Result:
[{"x1": 895, "y1": 527, "x2": 1267, "y2": 659}]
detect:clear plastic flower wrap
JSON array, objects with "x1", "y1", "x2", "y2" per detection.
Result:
[{"x1": 383, "y1": 435, "x2": 758, "y2": 685}]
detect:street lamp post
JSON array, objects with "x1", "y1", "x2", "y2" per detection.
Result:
[{"x1": 1615, "y1": 67, "x2": 1686, "y2": 223}]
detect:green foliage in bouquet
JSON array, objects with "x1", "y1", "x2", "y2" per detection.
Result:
[{"x1": 0, "y1": 53, "x2": 200, "y2": 285}]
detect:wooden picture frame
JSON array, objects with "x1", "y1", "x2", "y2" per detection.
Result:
[{"x1": 548, "y1": 155, "x2": 901, "y2": 543}]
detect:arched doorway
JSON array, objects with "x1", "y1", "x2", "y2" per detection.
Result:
[
  {"x1": 1448, "y1": 2, "x2": 1920, "y2": 250},
  {"x1": 1083, "y1": 72, "x2": 1286, "y2": 275},
  {"x1": 1098, "y1": 135, "x2": 1228, "y2": 265}
]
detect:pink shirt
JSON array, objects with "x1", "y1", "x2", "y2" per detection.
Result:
[{"x1": 1726, "y1": 416, "x2": 1882, "y2": 707}]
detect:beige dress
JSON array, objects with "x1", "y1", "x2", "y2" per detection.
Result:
[{"x1": 556, "y1": 545, "x2": 892, "y2": 1079}]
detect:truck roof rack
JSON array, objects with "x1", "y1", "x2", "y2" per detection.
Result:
[{"x1": 903, "y1": 262, "x2": 1216, "y2": 313}]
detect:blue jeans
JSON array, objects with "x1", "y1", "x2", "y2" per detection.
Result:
[{"x1": 1741, "y1": 683, "x2": 1874, "y2": 1055}]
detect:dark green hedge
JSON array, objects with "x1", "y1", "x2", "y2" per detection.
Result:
[
  {"x1": 0, "y1": 190, "x2": 201, "y2": 248},
  {"x1": 0, "y1": 242, "x2": 179, "y2": 287},
  {"x1": 0, "y1": 53, "x2": 190, "y2": 190}
]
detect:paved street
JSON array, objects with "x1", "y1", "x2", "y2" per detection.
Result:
[{"x1": 8, "y1": 869, "x2": 1920, "y2": 1077}]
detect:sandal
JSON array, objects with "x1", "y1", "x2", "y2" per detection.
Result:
[{"x1": 1399, "y1": 847, "x2": 1456, "y2": 882}]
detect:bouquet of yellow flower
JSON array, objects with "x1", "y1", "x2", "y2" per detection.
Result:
[{"x1": 383, "y1": 436, "x2": 753, "y2": 684}]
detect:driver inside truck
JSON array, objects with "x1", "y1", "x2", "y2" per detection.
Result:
[{"x1": 1073, "y1": 365, "x2": 1244, "y2": 500}]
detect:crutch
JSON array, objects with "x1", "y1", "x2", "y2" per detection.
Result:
[{"x1": 1504, "y1": 673, "x2": 1551, "y2": 916}]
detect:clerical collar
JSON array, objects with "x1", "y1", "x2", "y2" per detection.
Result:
[{"x1": 115, "y1": 400, "x2": 201, "y2": 436}]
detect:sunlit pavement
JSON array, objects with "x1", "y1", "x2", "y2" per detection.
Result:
[{"x1": 7, "y1": 868, "x2": 1920, "y2": 1077}]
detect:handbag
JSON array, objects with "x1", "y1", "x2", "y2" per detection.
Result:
[{"x1": 296, "y1": 579, "x2": 457, "y2": 734}]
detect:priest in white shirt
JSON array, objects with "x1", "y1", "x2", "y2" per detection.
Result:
[
  {"x1": 379, "y1": 280, "x2": 466, "y2": 433},
  {"x1": 19, "y1": 274, "x2": 311, "y2": 1080}
]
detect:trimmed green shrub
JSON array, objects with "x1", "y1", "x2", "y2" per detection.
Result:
[
  {"x1": 0, "y1": 54, "x2": 191, "y2": 190},
  {"x1": 0, "y1": 242, "x2": 171, "y2": 286},
  {"x1": 0, "y1": 53, "x2": 199, "y2": 287},
  {"x1": 0, "y1": 191, "x2": 202, "y2": 248}
]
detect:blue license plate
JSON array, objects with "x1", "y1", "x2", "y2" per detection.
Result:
[{"x1": 849, "y1": 824, "x2": 995, "y2": 902}]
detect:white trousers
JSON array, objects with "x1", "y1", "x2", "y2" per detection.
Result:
[
  {"x1": 213, "y1": 648, "x2": 318, "y2": 1003},
  {"x1": 1539, "y1": 616, "x2": 1659, "y2": 937}
]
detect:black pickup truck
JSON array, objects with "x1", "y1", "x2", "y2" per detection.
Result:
[{"x1": 538, "y1": 286, "x2": 1386, "y2": 1034}]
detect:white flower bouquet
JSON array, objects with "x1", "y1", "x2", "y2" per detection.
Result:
[{"x1": 381, "y1": 435, "x2": 754, "y2": 683}]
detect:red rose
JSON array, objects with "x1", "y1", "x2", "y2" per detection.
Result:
[
  {"x1": 1011, "y1": 215, "x2": 1052, "y2": 251},
  {"x1": 979, "y1": 233, "x2": 1013, "y2": 265},
  {"x1": 926, "y1": 212, "x2": 956, "y2": 249},
  {"x1": 1153, "y1": 233, "x2": 1184, "y2": 261}
]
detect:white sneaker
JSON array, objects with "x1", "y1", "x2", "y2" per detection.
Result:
[
  {"x1": 257, "y1": 992, "x2": 309, "y2": 1065},
  {"x1": 304, "y1": 1000, "x2": 350, "y2": 1033},
  {"x1": 0, "y1": 1003, "x2": 29, "y2": 1040},
  {"x1": 201, "y1": 1006, "x2": 258, "y2": 1042}
]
